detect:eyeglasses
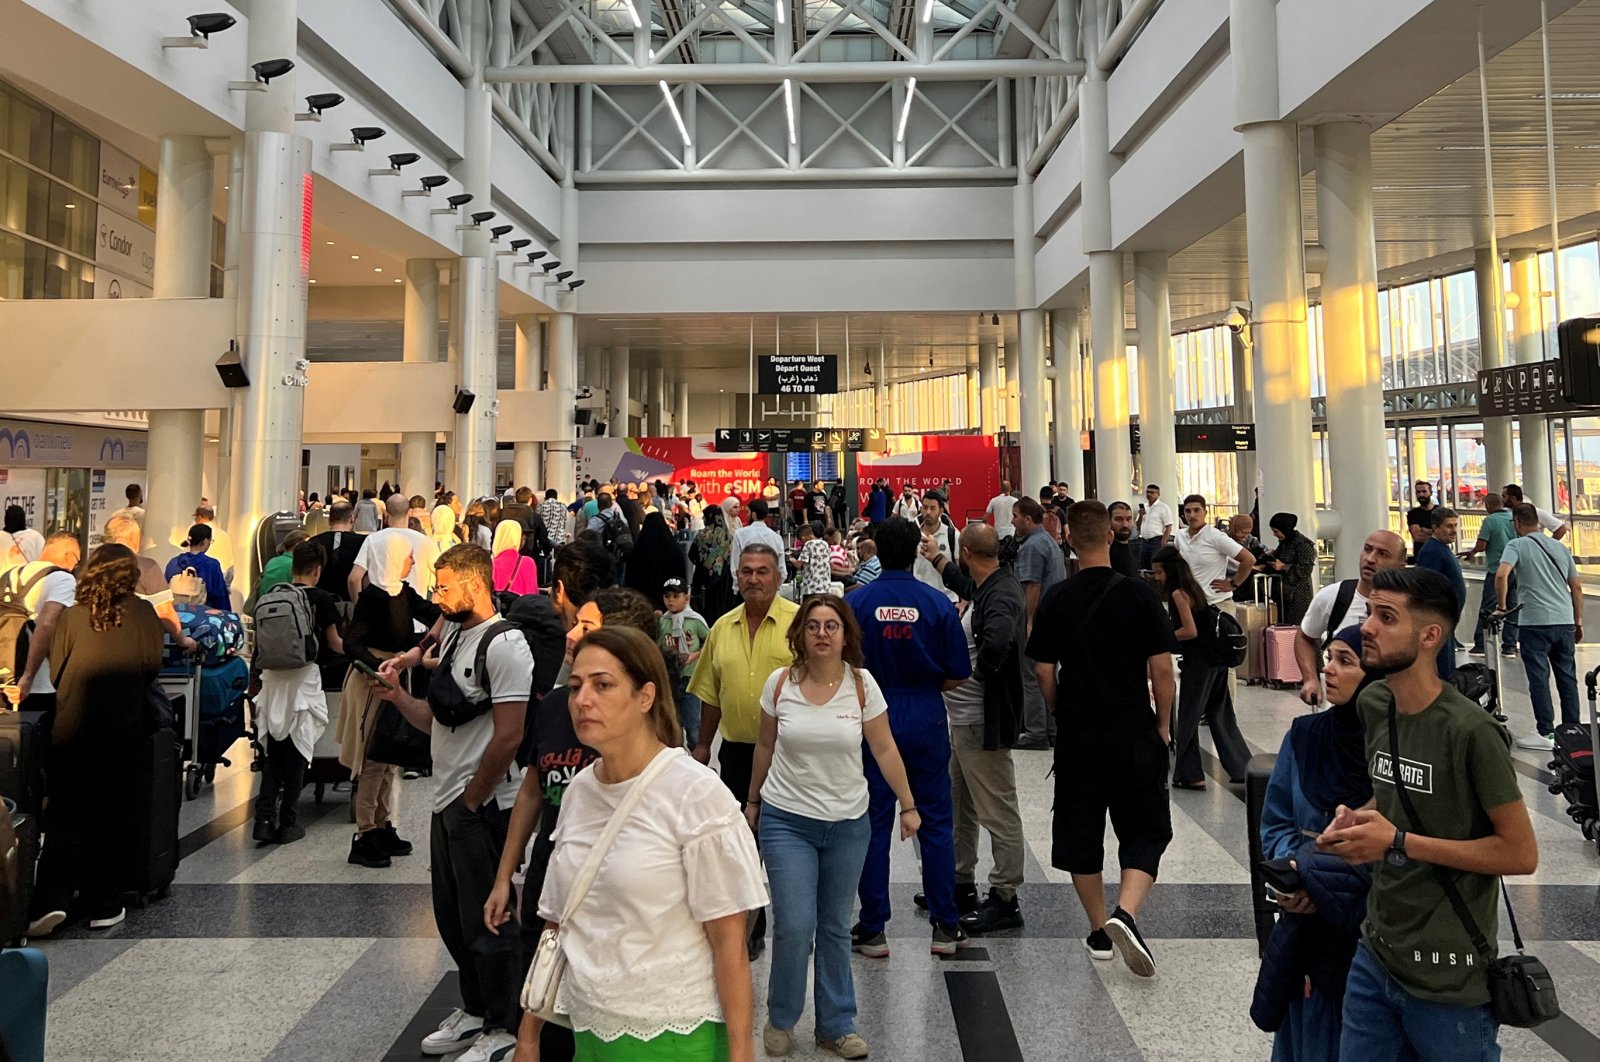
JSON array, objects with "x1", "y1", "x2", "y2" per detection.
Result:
[
  {"x1": 804, "y1": 620, "x2": 842, "y2": 635},
  {"x1": 431, "y1": 583, "x2": 453, "y2": 597}
]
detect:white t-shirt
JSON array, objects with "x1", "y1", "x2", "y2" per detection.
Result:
[
  {"x1": 539, "y1": 749, "x2": 768, "y2": 1043},
  {"x1": 428, "y1": 618, "x2": 532, "y2": 812},
  {"x1": 353, "y1": 526, "x2": 436, "y2": 596},
  {"x1": 1140, "y1": 499, "x2": 1175, "y2": 540},
  {"x1": 942, "y1": 608, "x2": 984, "y2": 728},
  {"x1": 759, "y1": 666, "x2": 888, "y2": 821},
  {"x1": 1299, "y1": 581, "x2": 1370, "y2": 645},
  {"x1": 1534, "y1": 506, "x2": 1565, "y2": 534},
  {"x1": 6, "y1": 562, "x2": 75, "y2": 695},
  {"x1": 986, "y1": 494, "x2": 1017, "y2": 536},
  {"x1": 1176, "y1": 523, "x2": 1242, "y2": 606}
]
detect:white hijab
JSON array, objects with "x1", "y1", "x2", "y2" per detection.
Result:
[
  {"x1": 366, "y1": 528, "x2": 417, "y2": 596},
  {"x1": 12, "y1": 528, "x2": 43, "y2": 564},
  {"x1": 430, "y1": 505, "x2": 458, "y2": 554}
]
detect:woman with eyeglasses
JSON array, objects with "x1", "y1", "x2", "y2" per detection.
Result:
[{"x1": 744, "y1": 595, "x2": 919, "y2": 1060}]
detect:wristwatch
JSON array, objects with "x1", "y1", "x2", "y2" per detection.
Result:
[{"x1": 1386, "y1": 828, "x2": 1408, "y2": 867}]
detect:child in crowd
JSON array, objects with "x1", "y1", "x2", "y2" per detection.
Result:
[
  {"x1": 658, "y1": 577, "x2": 710, "y2": 747},
  {"x1": 253, "y1": 542, "x2": 344, "y2": 844}
]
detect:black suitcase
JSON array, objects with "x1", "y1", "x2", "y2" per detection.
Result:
[
  {"x1": 0, "y1": 710, "x2": 48, "y2": 814},
  {"x1": 1245, "y1": 753, "x2": 1279, "y2": 957},
  {"x1": 2, "y1": 803, "x2": 39, "y2": 946},
  {"x1": 124, "y1": 729, "x2": 181, "y2": 905}
]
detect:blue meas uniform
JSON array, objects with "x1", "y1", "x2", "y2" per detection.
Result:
[{"x1": 847, "y1": 569, "x2": 971, "y2": 932}]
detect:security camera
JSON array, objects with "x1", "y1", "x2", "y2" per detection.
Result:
[
  {"x1": 446, "y1": 193, "x2": 473, "y2": 209},
  {"x1": 1225, "y1": 303, "x2": 1251, "y2": 334},
  {"x1": 470, "y1": 211, "x2": 497, "y2": 225},
  {"x1": 252, "y1": 58, "x2": 294, "y2": 83},
  {"x1": 304, "y1": 92, "x2": 343, "y2": 114},
  {"x1": 490, "y1": 224, "x2": 513, "y2": 240},
  {"x1": 510, "y1": 239, "x2": 531, "y2": 251}
]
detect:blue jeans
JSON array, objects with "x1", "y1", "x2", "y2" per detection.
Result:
[
  {"x1": 675, "y1": 682, "x2": 702, "y2": 749},
  {"x1": 759, "y1": 805, "x2": 871, "y2": 1040},
  {"x1": 859, "y1": 694, "x2": 957, "y2": 930},
  {"x1": 1519, "y1": 624, "x2": 1580, "y2": 736},
  {"x1": 1339, "y1": 942, "x2": 1499, "y2": 1062}
]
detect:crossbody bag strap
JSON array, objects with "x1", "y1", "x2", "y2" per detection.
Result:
[
  {"x1": 1067, "y1": 572, "x2": 1123, "y2": 645},
  {"x1": 1385, "y1": 699, "x2": 1500, "y2": 959},
  {"x1": 558, "y1": 748, "x2": 678, "y2": 925}
]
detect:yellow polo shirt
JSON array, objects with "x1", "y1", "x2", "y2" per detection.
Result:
[{"x1": 687, "y1": 595, "x2": 799, "y2": 744}]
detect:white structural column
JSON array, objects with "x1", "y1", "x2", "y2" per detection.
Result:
[
  {"x1": 609, "y1": 347, "x2": 632, "y2": 438},
  {"x1": 1014, "y1": 169, "x2": 1049, "y2": 494},
  {"x1": 675, "y1": 381, "x2": 690, "y2": 436},
  {"x1": 1133, "y1": 253, "x2": 1177, "y2": 497},
  {"x1": 401, "y1": 258, "x2": 441, "y2": 500},
  {"x1": 513, "y1": 314, "x2": 543, "y2": 490},
  {"x1": 146, "y1": 134, "x2": 211, "y2": 563},
  {"x1": 1314, "y1": 123, "x2": 1388, "y2": 577},
  {"x1": 648, "y1": 365, "x2": 667, "y2": 437},
  {"x1": 1509, "y1": 248, "x2": 1554, "y2": 505},
  {"x1": 543, "y1": 170, "x2": 579, "y2": 497},
  {"x1": 978, "y1": 336, "x2": 1000, "y2": 436},
  {"x1": 966, "y1": 368, "x2": 980, "y2": 434},
  {"x1": 227, "y1": 0, "x2": 312, "y2": 581},
  {"x1": 1231, "y1": 0, "x2": 1315, "y2": 534},
  {"x1": 1475, "y1": 249, "x2": 1516, "y2": 495},
  {"x1": 1050, "y1": 310, "x2": 1085, "y2": 494},
  {"x1": 214, "y1": 135, "x2": 245, "y2": 521},
  {"x1": 454, "y1": 4, "x2": 499, "y2": 502}
]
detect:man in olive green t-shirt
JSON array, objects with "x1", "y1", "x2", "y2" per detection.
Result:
[{"x1": 1320, "y1": 566, "x2": 1536, "y2": 1062}]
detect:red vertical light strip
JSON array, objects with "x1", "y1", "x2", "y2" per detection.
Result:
[{"x1": 300, "y1": 173, "x2": 314, "y2": 279}]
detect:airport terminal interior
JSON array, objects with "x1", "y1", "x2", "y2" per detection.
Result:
[{"x1": 6, "y1": 0, "x2": 1600, "y2": 1059}]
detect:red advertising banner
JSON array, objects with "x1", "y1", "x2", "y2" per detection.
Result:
[
  {"x1": 575, "y1": 436, "x2": 767, "y2": 506},
  {"x1": 858, "y1": 435, "x2": 999, "y2": 524}
]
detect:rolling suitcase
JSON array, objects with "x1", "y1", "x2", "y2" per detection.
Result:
[
  {"x1": 0, "y1": 947, "x2": 48, "y2": 1062},
  {"x1": 0, "y1": 710, "x2": 48, "y2": 814},
  {"x1": 305, "y1": 688, "x2": 351, "y2": 805},
  {"x1": 1263, "y1": 625, "x2": 1301, "y2": 689},
  {"x1": 1554, "y1": 666, "x2": 1600, "y2": 854},
  {"x1": 1238, "y1": 577, "x2": 1275, "y2": 685},
  {"x1": 125, "y1": 728, "x2": 182, "y2": 905},
  {"x1": 1245, "y1": 754, "x2": 1279, "y2": 956},
  {"x1": 1, "y1": 799, "x2": 38, "y2": 947}
]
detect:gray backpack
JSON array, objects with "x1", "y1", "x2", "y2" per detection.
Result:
[{"x1": 253, "y1": 583, "x2": 318, "y2": 670}]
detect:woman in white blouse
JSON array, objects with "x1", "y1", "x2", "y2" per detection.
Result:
[
  {"x1": 746, "y1": 595, "x2": 920, "y2": 1060},
  {"x1": 521, "y1": 626, "x2": 768, "y2": 1062}
]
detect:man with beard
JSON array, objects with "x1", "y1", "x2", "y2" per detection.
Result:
[
  {"x1": 1320, "y1": 566, "x2": 1535, "y2": 1062},
  {"x1": 1294, "y1": 531, "x2": 1407, "y2": 707},
  {"x1": 1108, "y1": 501, "x2": 1141, "y2": 578}
]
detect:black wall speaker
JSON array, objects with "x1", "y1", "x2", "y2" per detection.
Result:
[
  {"x1": 215, "y1": 346, "x2": 249, "y2": 388},
  {"x1": 1558, "y1": 316, "x2": 1600, "y2": 405},
  {"x1": 452, "y1": 388, "x2": 476, "y2": 414},
  {"x1": 573, "y1": 408, "x2": 592, "y2": 426}
]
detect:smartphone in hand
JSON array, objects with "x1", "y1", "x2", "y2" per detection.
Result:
[{"x1": 352, "y1": 659, "x2": 395, "y2": 690}]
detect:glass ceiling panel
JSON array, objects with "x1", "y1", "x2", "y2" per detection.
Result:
[{"x1": 581, "y1": 0, "x2": 998, "y2": 38}]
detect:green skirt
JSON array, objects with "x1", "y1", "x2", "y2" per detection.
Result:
[{"x1": 574, "y1": 1021, "x2": 728, "y2": 1061}]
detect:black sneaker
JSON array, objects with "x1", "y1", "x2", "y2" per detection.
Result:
[
  {"x1": 850, "y1": 923, "x2": 889, "y2": 958},
  {"x1": 347, "y1": 831, "x2": 392, "y2": 868},
  {"x1": 276, "y1": 823, "x2": 307, "y2": 845},
  {"x1": 376, "y1": 822, "x2": 414, "y2": 857},
  {"x1": 1103, "y1": 906, "x2": 1155, "y2": 977},
  {"x1": 914, "y1": 884, "x2": 978, "y2": 915},
  {"x1": 252, "y1": 812, "x2": 278, "y2": 844},
  {"x1": 1085, "y1": 928, "x2": 1113, "y2": 961},
  {"x1": 960, "y1": 889, "x2": 1023, "y2": 935},
  {"x1": 930, "y1": 922, "x2": 970, "y2": 956},
  {"x1": 1012, "y1": 733, "x2": 1050, "y2": 751}
]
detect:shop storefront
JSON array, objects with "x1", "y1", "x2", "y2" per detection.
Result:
[{"x1": 0, "y1": 416, "x2": 147, "y2": 548}]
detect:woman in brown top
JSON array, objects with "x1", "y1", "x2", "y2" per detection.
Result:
[{"x1": 29, "y1": 543, "x2": 164, "y2": 936}]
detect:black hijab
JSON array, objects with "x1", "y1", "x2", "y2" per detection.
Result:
[
  {"x1": 1290, "y1": 625, "x2": 1375, "y2": 812},
  {"x1": 624, "y1": 511, "x2": 686, "y2": 612}
]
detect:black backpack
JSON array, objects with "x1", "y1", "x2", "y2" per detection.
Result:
[
  {"x1": 0, "y1": 566, "x2": 60, "y2": 679},
  {"x1": 1199, "y1": 603, "x2": 1249, "y2": 668},
  {"x1": 997, "y1": 534, "x2": 1023, "y2": 568},
  {"x1": 600, "y1": 512, "x2": 634, "y2": 561},
  {"x1": 1319, "y1": 579, "x2": 1359, "y2": 651}
]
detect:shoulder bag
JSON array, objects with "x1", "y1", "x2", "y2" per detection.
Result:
[
  {"x1": 521, "y1": 747, "x2": 679, "y2": 1027},
  {"x1": 1385, "y1": 699, "x2": 1559, "y2": 1027}
]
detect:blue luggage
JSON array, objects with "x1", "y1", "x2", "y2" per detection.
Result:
[
  {"x1": 194, "y1": 656, "x2": 250, "y2": 789},
  {"x1": 0, "y1": 947, "x2": 47, "y2": 1062}
]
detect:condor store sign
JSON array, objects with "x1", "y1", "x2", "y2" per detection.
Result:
[{"x1": 0, "y1": 418, "x2": 148, "y2": 469}]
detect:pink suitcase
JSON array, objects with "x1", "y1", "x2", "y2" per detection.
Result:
[{"x1": 1263, "y1": 625, "x2": 1300, "y2": 689}]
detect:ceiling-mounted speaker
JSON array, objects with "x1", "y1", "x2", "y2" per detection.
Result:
[{"x1": 452, "y1": 388, "x2": 476, "y2": 414}]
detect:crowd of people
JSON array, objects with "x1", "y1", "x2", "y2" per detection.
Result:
[{"x1": 1, "y1": 465, "x2": 1569, "y2": 1062}]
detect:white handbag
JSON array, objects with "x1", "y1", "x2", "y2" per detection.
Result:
[{"x1": 520, "y1": 747, "x2": 678, "y2": 1028}]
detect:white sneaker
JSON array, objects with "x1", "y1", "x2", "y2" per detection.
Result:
[
  {"x1": 455, "y1": 1030, "x2": 516, "y2": 1062},
  {"x1": 27, "y1": 910, "x2": 66, "y2": 938},
  {"x1": 1516, "y1": 732, "x2": 1555, "y2": 751},
  {"x1": 87, "y1": 908, "x2": 125, "y2": 930},
  {"x1": 420, "y1": 1009, "x2": 484, "y2": 1056}
]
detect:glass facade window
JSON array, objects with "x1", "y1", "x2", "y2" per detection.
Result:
[{"x1": 49, "y1": 117, "x2": 96, "y2": 194}]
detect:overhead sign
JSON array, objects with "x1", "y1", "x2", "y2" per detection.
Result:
[
  {"x1": 95, "y1": 212, "x2": 156, "y2": 288},
  {"x1": 714, "y1": 427, "x2": 885, "y2": 453},
  {"x1": 1175, "y1": 424, "x2": 1255, "y2": 453},
  {"x1": 0, "y1": 417, "x2": 148, "y2": 469},
  {"x1": 1478, "y1": 359, "x2": 1594, "y2": 418},
  {"x1": 758, "y1": 354, "x2": 839, "y2": 395},
  {"x1": 97, "y1": 143, "x2": 158, "y2": 227}
]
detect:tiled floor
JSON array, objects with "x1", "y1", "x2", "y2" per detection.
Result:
[{"x1": 33, "y1": 643, "x2": 1600, "y2": 1062}]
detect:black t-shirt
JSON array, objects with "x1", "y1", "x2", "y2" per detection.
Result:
[
  {"x1": 1406, "y1": 505, "x2": 1434, "y2": 533},
  {"x1": 521, "y1": 686, "x2": 600, "y2": 894},
  {"x1": 1108, "y1": 540, "x2": 1141, "y2": 579},
  {"x1": 300, "y1": 585, "x2": 344, "y2": 668},
  {"x1": 1025, "y1": 567, "x2": 1177, "y2": 737},
  {"x1": 347, "y1": 583, "x2": 441, "y2": 657},
  {"x1": 807, "y1": 491, "x2": 828, "y2": 519},
  {"x1": 311, "y1": 530, "x2": 365, "y2": 600}
]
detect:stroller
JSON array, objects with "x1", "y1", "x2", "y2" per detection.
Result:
[{"x1": 1552, "y1": 666, "x2": 1600, "y2": 854}]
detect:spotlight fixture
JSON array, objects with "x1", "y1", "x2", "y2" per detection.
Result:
[
  {"x1": 434, "y1": 191, "x2": 473, "y2": 215},
  {"x1": 567, "y1": 279, "x2": 586, "y2": 290},
  {"x1": 862, "y1": 359, "x2": 873, "y2": 376},
  {"x1": 230, "y1": 58, "x2": 293, "y2": 93},
  {"x1": 991, "y1": 313, "x2": 999, "y2": 326},
  {"x1": 369, "y1": 150, "x2": 420, "y2": 177},
  {"x1": 555, "y1": 271, "x2": 573, "y2": 282},
  {"x1": 459, "y1": 210, "x2": 495, "y2": 231},
  {"x1": 509, "y1": 239, "x2": 531, "y2": 251},
  {"x1": 541, "y1": 260, "x2": 561, "y2": 273},
  {"x1": 331, "y1": 126, "x2": 386, "y2": 152},
  {"x1": 405, "y1": 174, "x2": 450, "y2": 199},
  {"x1": 489, "y1": 224, "x2": 513, "y2": 240},
  {"x1": 296, "y1": 92, "x2": 344, "y2": 120},
  {"x1": 528, "y1": 250, "x2": 547, "y2": 261},
  {"x1": 163, "y1": 12, "x2": 235, "y2": 47}
]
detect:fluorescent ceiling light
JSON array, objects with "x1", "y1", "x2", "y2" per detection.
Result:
[
  {"x1": 661, "y1": 80, "x2": 692, "y2": 147},
  {"x1": 1538, "y1": 92, "x2": 1600, "y2": 100},
  {"x1": 784, "y1": 79, "x2": 797, "y2": 145},
  {"x1": 622, "y1": 0, "x2": 642, "y2": 28},
  {"x1": 775, "y1": 0, "x2": 785, "y2": 25},
  {"x1": 920, "y1": 0, "x2": 935, "y2": 22},
  {"x1": 898, "y1": 77, "x2": 917, "y2": 142}
]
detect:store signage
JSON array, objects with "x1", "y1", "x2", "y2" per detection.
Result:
[
  {"x1": 1477, "y1": 359, "x2": 1594, "y2": 418},
  {"x1": 95, "y1": 212, "x2": 156, "y2": 288},
  {"x1": 757, "y1": 354, "x2": 838, "y2": 395},
  {"x1": 0, "y1": 418, "x2": 148, "y2": 469},
  {"x1": 1176, "y1": 424, "x2": 1255, "y2": 453},
  {"x1": 97, "y1": 144, "x2": 157, "y2": 227},
  {"x1": 94, "y1": 273, "x2": 153, "y2": 300},
  {"x1": 714, "y1": 427, "x2": 885, "y2": 453}
]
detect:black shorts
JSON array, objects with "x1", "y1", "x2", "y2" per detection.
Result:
[{"x1": 1051, "y1": 729, "x2": 1172, "y2": 877}]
